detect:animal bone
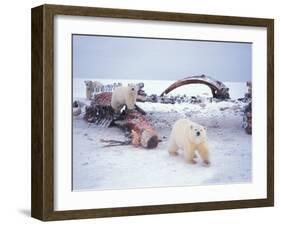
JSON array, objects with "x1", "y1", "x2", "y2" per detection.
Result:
[{"x1": 84, "y1": 92, "x2": 159, "y2": 148}]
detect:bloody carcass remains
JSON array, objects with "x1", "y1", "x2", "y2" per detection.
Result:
[{"x1": 84, "y1": 92, "x2": 159, "y2": 149}]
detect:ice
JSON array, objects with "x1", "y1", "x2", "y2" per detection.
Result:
[{"x1": 72, "y1": 78, "x2": 251, "y2": 191}]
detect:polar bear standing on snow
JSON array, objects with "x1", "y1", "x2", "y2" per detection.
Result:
[
  {"x1": 168, "y1": 118, "x2": 210, "y2": 165},
  {"x1": 111, "y1": 85, "x2": 138, "y2": 112}
]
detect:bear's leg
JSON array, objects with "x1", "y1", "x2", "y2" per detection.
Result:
[
  {"x1": 184, "y1": 143, "x2": 197, "y2": 164},
  {"x1": 111, "y1": 98, "x2": 121, "y2": 112},
  {"x1": 126, "y1": 99, "x2": 135, "y2": 110},
  {"x1": 193, "y1": 152, "x2": 198, "y2": 159},
  {"x1": 168, "y1": 140, "x2": 178, "y2": 156},
  {"x1": 126, "y1": 95, "x2": 136, "y2": 110},
  {"x1": 197, "y1": 143, "x2": 210, "y2": 165}
]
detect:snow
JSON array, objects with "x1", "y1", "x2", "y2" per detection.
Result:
[{"x1": 72, "y1": 78, "x2": 251, "y2": 191}]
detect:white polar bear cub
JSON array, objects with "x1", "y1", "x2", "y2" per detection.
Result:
[
  {"x1": 111, "y1": 85, "x2": 138, "y2": 112},
  {"x1": 168, "y1": 118, "x2": 210, "y2": 165}
]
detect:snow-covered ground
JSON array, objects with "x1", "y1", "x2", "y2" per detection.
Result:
[{"x1": 72, "y1": 78, "x2": 251, "y2": 191}]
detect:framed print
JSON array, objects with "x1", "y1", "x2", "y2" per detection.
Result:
[{"x1": 31, "y1": 4, "x2": 274, "y2": 221}]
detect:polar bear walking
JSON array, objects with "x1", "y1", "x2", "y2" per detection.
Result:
[
  {"x1": 168, "y1": 118, "x2": 210, "y2": 165},
  {"x1": 111, "y1": 85, "x2": 138, "y2": 112}
]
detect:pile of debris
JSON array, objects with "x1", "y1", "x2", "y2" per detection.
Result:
[
  {"x1": 242, "y1": 81, "x2": 252, "y2": 134},
  {"x1": 145, "y1": 94, "x2": 227, "y2": 104}
]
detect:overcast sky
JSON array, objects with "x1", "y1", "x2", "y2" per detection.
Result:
[{"x1": 73, "y1": 35, "x2": 252, "y2": 82}]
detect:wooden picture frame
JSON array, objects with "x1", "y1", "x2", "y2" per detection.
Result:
[{"x1": 31, "y1": 4, "x2": 274, "y2": 221}]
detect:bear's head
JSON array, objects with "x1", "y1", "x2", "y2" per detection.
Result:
[
  {"x1": 188, "y1": 123, "x2": 207, "y2": 144},
  {"x1": 127, "y1": 84, "x2": 138, "y2": 97},
  {"x1": 84, "y1": 80, "x2": 93, "y2": 89}
]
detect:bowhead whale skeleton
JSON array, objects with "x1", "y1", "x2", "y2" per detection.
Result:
[{"x1": 75, "y1": 75, "x2": 231, "y2": 148}]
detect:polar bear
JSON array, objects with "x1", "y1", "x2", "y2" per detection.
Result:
[
  {"x1": 84, "y1": 80, "x2": 103, "y2": 99},
  {"x1": 168, "y1": 118, "x2": 210, "y2": 165},
  {"x1": 111, "y1": 85, "x2": 138, "y2": 112}
]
